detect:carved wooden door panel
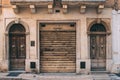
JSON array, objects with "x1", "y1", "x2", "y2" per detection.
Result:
[
  {"x1": 90, "y1": 34, "x2": 106, "y2": 71},
  {"x1": 9, "y1": 34, "x2": 26, "y2": 70}
]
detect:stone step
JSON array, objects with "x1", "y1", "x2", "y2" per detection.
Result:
[
  {"x1": 0, "y1": 78, "x2": 23, "y2": 80},
  {"x1": 90, "y1": 71, "x2": 109, "y2": 74},
  {"x1": 93, "y1": 77, "x2": 111, "y2": 80},
  {"x1": 91, "y1": 73, "x2": 111, "y2": 80}
]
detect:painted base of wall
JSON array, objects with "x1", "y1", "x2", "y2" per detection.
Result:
[
  {"x1": 0, "y1": 59, "x2": 116, "y2": 74},
  {"x1": 25, "y1": 59, "x2": 39, "y2": 73}
]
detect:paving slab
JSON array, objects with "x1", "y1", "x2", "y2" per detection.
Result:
[{"x1": 0, "y1": 72, "x2": 117, "y2": 80}]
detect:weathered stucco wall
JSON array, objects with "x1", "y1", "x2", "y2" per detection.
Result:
[
  {"x1": 0, "y1": 0, "x2": 116, "y2": 73},
  {"x1": 111, "y1": 10, "x2": 120, "y2": 73}
]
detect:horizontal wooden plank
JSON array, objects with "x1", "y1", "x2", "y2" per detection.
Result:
[
  {"x1": 41, "y1": 34, "x2": 75, "y2": 36},
  {"x1": 41, "y1": 45, "x2": 75, "y2": 47},
  {"x1": 40, "y1": 55, "x2": 75, "y2": 58},
  {"x1": 40, "y1": 67, "x2": 75, "y2": 69},
  {"x1": 41, "y1": 42, "x2": 75, "y2": 44},
  {"x1": 40, "y1": 61, "x2": 75, "y2": 63},
  {"x1": 40, "y1": 40, "x2": 75, "y2": 42},
  {"x1": 41, "y1": 51, "x2": 68, "y2": 54},
  {"x1": 40, "y1": 59, "x2": 76, "y2": 61},
  {"x1": 40, "y1": 35, "x2": 75, "y2": 37},
  {"x1": 41, "y1": 53, "x2": 76, "y2": 55},
  {"x1": 40, "y1": 68, "x2": 76, "y2": 73},
  {"x1": 41, "y1": 42, "x2": 76, "y2": 44},
  {"x1": 40, "y1": 56, "x2": 76, "y2": 58},
  {"x1": 40, "y1": 59, "x2": 75, "y2": 61},
  {"x1": 40, "y1": 64, "x2": 76, "y2": 66},
  {"x1": 40, "y1": 63, "x2": 75, "y2": 66},
  {"x1": 40, "y1": 67, "x2": 76, "y2": 70},
  {"x1": 40, "y1": 32, "x2": 76, "y2": 34},
  {"x1": 40, "y1": 50, "x2": 75, "y2": 52},
  {"x1": 40, "y1": 29, "x2": 75, "y2": 32},
  {"x1": 40, "y1": 34, "x2": 76, "y2": 36},
  {"x1": 41, "y1": 39, "x2": 75, "y2": 41},
  {"x1": 40, "y1": 53, "x2": 76, "y2": 56},
  {"x1": 40, "y1": 47, "x2": 76, "y2": 49}
]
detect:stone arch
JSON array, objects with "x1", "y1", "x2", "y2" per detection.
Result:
[
  {"x1": 90, "y1": 23, "x2": 106, "y2": 32},
  {"x1": 5, "y1": 20, "x2": 30, "y2": 34},
  {"x1": 87, "y1": 20, "x2": 111, "y2": 34}
]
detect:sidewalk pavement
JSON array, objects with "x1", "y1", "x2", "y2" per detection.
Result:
[{"x1": 0, "y1": 72, "x2": 120, "y2": 80}]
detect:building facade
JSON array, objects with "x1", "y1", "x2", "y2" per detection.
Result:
[{"x1": 0, "y1": 0, "x2": 119, "y2": 74}]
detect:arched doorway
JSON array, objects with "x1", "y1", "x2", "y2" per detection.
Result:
[
  {"x1": 90, "y1": 23, "x2": 106, "y2": 71},
  {"x1": 9, "y1": 24, "x2": 26, "y2": 70}
]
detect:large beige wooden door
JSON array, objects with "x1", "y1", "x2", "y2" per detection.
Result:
[
  {"x1": 9, "y1": 24, "x2": 26, "y2": 70},
  {"x1": 90, "y1": 23, "x2": 106, "y2": 71},
  {"x1": 40, "y1": 23, "x2": 76, "y2": 73}
]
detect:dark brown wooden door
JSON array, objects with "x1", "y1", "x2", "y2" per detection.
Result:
[
  {"x1": 9, "y1": 34, "x2": 26, "y2": 70},
  {"x1": 90, "y1": 35, "x2": 106, "y2": 71},
  {"x1": 40, "y1": 23, "x2": 76, "y2": 73}
]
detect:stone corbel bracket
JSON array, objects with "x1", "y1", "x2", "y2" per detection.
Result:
[
  {"x1": 80, "y1": 5, "x2": 86, "y2": 14},
  {"x1": 48, "y1": 4, "x2": 53, "y2": 14},
  {"x1": 12, "y1": 5, "x2": 19, "y2": 13},
  {"x1": 63, "y1": 4, "x2": 68, "y2": 14},
  {"x1": 30, "y1": 5, "x2": 36, "y2": 14},
  {"x1": 97, "y1": 4, "x2": 104, "y2": 14}
]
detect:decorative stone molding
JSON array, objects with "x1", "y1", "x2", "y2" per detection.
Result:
[
  {"x1": 87, "y1": 18, "x2": 111, "y2": 34},
  {"x1": 48, "y1": 4, "x2": 53, "y2": 14},
  {"x1": 80, "y1": 5, "x2": 86, "y2": 14},
  {"x1": 5, "y1": 19, "x2": 30, "y2": 34},
  {"x1": 63, "y1": 4, "x2": 68, "y2": 14},
  {"x1": 12, "y1": 5, "x2": 19, "y2": 13},
  {"x1": 15, "y1": 18, "x2": 20, "y2": 23},
  {"x1": 30, "y1": 5, "x2": 36, "y2": 14},
  {"x1": 97, "y1": 4, "x2": 104, "y2": 14},
  {"x1": 10, "y1": 0, "x2": 53, "y2": 7}
]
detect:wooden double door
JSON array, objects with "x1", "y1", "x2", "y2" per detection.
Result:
[
  {"x1": 9, "y1": 34, "x2": 26, "y2": 70},
  {"x1": 90, "y1": 34, "x2": 106, "y2": 71}
]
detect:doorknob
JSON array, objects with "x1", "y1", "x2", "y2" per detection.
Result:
[
  {"x1": 20, "y1": 45, "x2": 24, "y2": 48},
  {"x1": 12, "y1": 45, "x2": 15, "y2": 47},
  {"x1": 92, "y1": 45, "x2": 95, "y2": 48},
  {"x1": 101, "y1": 45, "x2": 104, "y2": 48}
]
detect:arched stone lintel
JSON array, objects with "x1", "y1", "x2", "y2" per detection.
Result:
[
  {"x1": 5, "y1": 20, "x2": 30, "y2": 35},
  {"x1": 87, "y1": 18, "x2": 111, "y2": 35}
]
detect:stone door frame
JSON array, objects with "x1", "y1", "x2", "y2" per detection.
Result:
[
  {"x1": 5, "y1": 20, "x2": 30, "y2": 71},
  {"x1": 87, "y1": 18, "x2": 112, "y2": 72},
  {"x1": 37, "y1": 20, "x2": 80, "y2": 73}
]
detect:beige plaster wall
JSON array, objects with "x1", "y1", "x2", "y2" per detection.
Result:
[{"x1": 0, "y1": 1, "x2": 113, "y2": 73}]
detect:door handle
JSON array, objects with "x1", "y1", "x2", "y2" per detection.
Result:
[
  {"x1": 92, "y1": 45, "x2": 95, "y2": 48},
  {"x1": 12, "y1": 45, "x2": 15, "y2": 47},
  {"x1": 20, "y1": 45, "x2": 24, "y2": 48},
  {"x1": 100, "y1": 45, "x2": 104, "y2": 48}
]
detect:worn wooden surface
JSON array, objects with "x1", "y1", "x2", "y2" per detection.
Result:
[
  {"x1": 90, "y1": 35, "x2": 106, "y2": 71},
  {"x1": 9, "y1": 24, "x2": 26, "y2": 70},
  {"x1": 40, "y1": 23, "x2": 76, "y2": 73}
]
